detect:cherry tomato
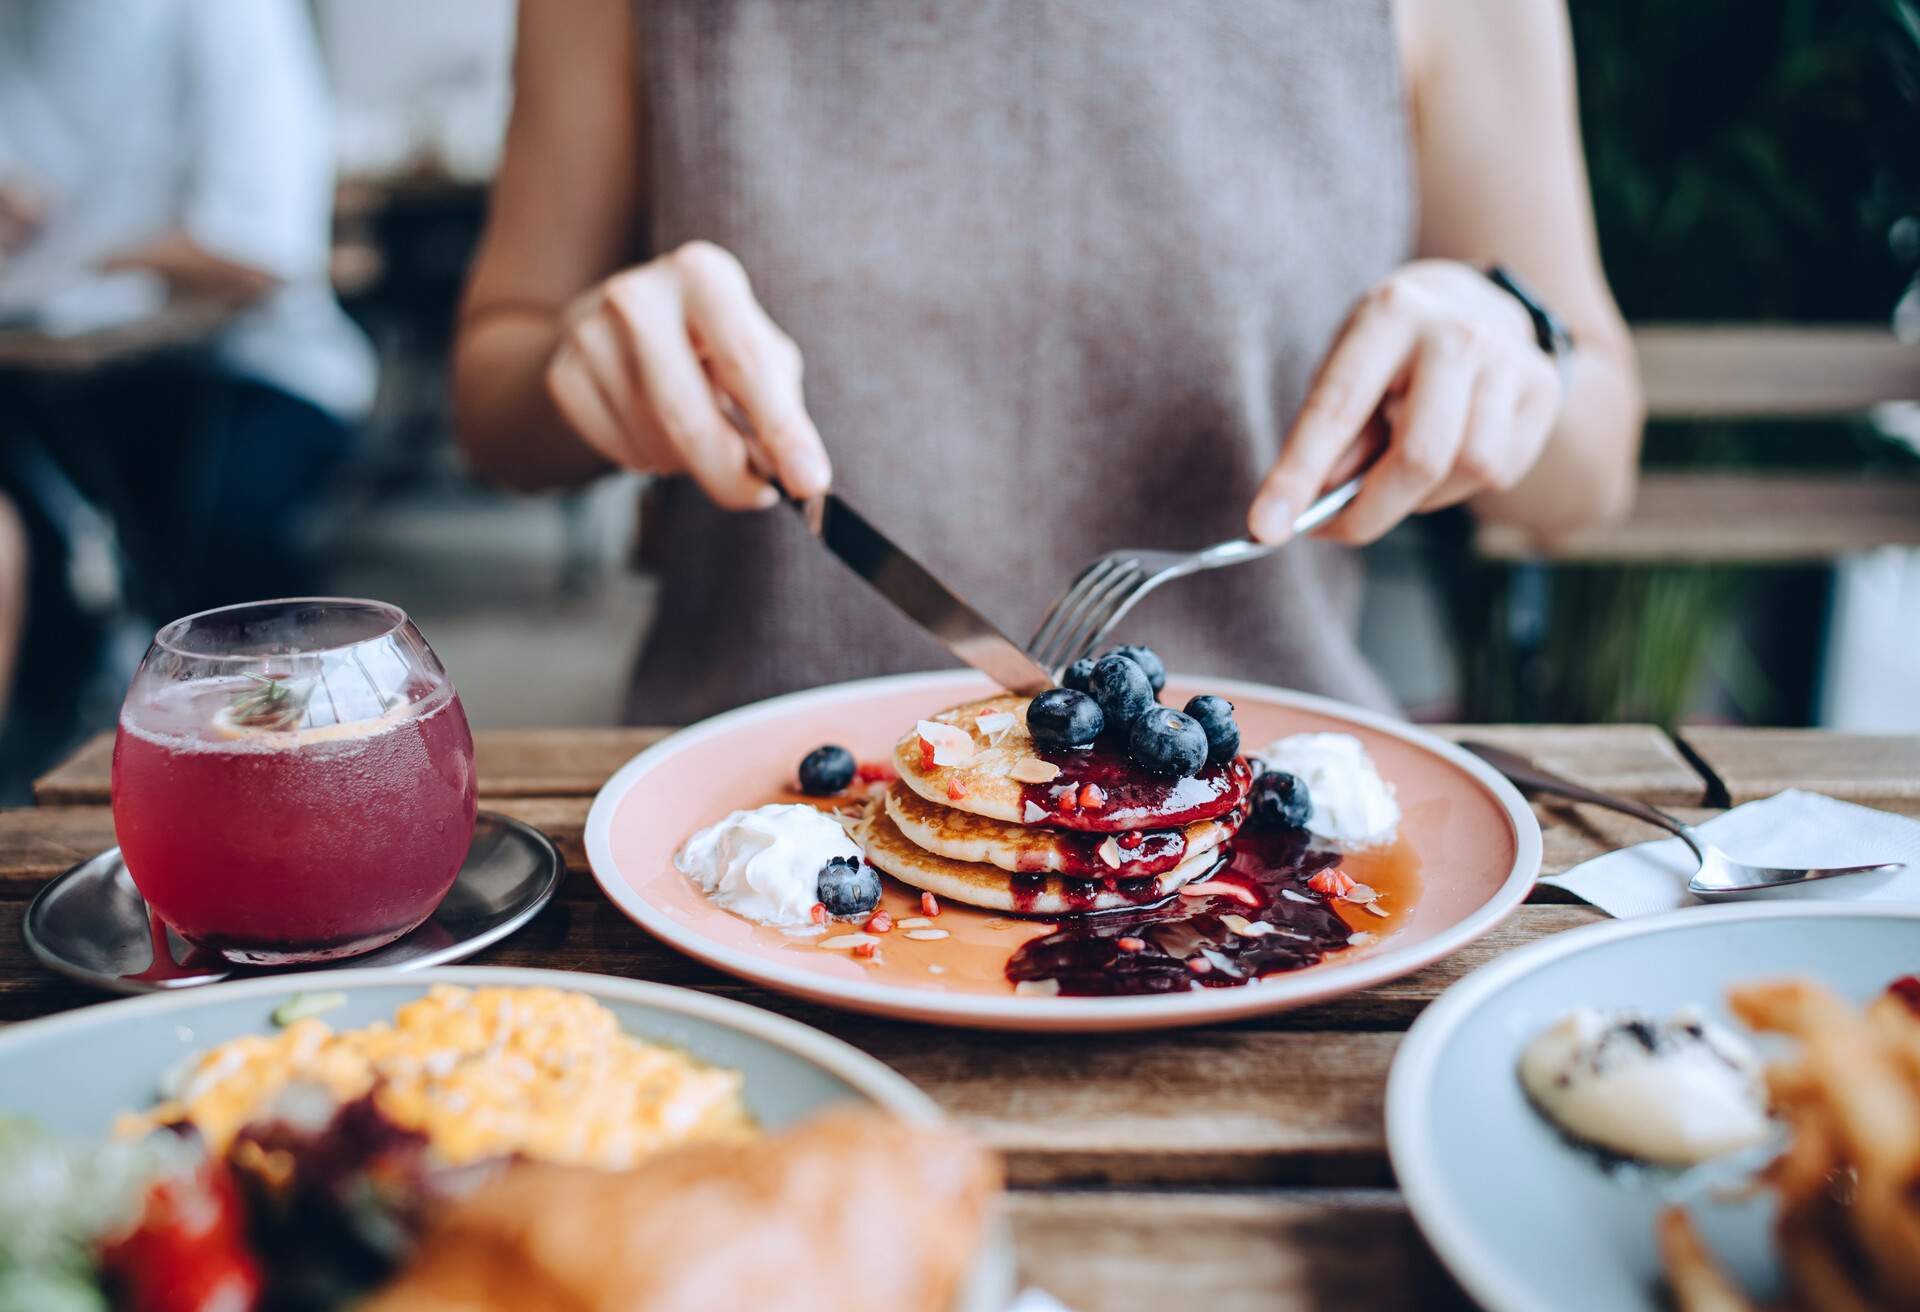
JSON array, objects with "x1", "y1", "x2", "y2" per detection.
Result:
[{"x1": 100, "y1": 1160, "x2": 260, "y2": 1312}]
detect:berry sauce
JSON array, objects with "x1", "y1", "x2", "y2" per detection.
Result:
[
  {"x1": 1005, "y1": 826, "x2": 1357, "y2": 995},
  {"x1": 1888, "y1": 974, "x2": 1920, "y2": 1017},
  {"x1": 1018, "y1": 826, "x2": 1191, "y2": 880},
  {"x1": 1023, "y1": 742, "x2": 1252, "y2": 833}
]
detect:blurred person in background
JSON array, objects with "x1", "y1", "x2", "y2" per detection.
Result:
[
  {"x1": 0, "y1": 0, "x2": 374, "y2": 780},
  {"x1": 458, "y1": 0, "x2": 1644, "y2": 722}
]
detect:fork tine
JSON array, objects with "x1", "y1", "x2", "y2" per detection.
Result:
[
  {"x1": 1034, "y1": 561, "x2": 1135, "y2": 674},
  {"x1": 1028, "y1": 558, "x2": 1122, "y2": 669},
  {"x1": 1075, "y1": 572, "x2": 1167, "y2": 664},
  {"x1": 1049, "y1": 564, "x2": 1147, "y2": 674}
]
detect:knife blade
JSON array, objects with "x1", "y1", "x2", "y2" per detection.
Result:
[{"x1": 793, "y1": 493, "x2": 1055, "y2": 695}]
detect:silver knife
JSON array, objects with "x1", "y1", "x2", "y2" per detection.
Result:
[{"x1": 792, "y1": 492, "x2": 1055, "y2": 695}]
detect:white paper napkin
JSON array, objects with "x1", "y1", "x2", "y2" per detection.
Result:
[{"x1": 1541, "y1": 789, "x2": 1920, "y2": 917}]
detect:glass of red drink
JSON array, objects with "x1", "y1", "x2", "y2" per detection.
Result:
[{"x1": 111, "y1": 598, "x2": 478, "y2": 965}]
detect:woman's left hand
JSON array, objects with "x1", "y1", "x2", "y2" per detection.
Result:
[{"x1": 1248, "y1": 259, "x2": 1564, "y2": 545}]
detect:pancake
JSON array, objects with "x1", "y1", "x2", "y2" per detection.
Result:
[
  {"x1": 894, "y1": 695, "x2": 1253, "y2": 833},
  {"x1": 884, "y1": 781, "x2": 1235, "y2": 879},
  {"x1": 854, "y1": 804, "x2": 1224, "y2": 915}
]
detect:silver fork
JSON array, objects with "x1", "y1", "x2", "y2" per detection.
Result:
[{"x1": 1026, "y1": 475, "x2": 1366, "y2": 677}]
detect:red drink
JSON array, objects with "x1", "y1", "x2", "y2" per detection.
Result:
[{"x1": 110, "y1": 600, "x2": 477, "y2": 964}]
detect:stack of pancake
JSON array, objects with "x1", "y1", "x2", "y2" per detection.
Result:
[{"x1": 855, "y1": 694, "x2": 1252, "y2": 915}]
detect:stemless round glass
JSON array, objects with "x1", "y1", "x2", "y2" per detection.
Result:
[{"x1": 110, "y1": 599, "x2": 478, "y2": 965}]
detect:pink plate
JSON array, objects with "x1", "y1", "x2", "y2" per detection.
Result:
[{"x1": 585, "y1": 671, "x2": 1541, "y2": 1032}]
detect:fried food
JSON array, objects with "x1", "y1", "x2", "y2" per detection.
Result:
[
  {"x1": 360, "y1": 1108, "x2": 999, "y2": 1312},
  {"x1": 1661, "y1": 977, "x2": 1920, "y2": 1312}
]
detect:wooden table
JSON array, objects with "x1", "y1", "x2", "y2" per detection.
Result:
[{"x1": 10, "y1": 725, "x2": 1919, "y2": 1310}]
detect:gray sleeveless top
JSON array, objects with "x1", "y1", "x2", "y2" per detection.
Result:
[{"x1": 628, "y1": 0, "x2": 1413, "y2": 723}]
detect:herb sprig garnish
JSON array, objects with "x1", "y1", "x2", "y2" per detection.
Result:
[{"x1": 226, "y1": 672, "x2": 311, "y2": 732}]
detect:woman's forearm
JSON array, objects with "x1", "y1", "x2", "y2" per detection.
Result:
[{"x1": 452, "y1": 308, "x2": 613, "y2": 491}]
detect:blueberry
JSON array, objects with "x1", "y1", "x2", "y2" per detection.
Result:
[
  {"x1": 1127, "y1": 708, "x2": 1208, "y2": 777},
  {"x1": 797, "y1": 744, "x2": 857, "y2": 796},
  {"x1": 1088, "y1": 653, "x2": 1155, "y2": 731},
  {"x1": 816, "y1": 855, "x2": 881, "y2": 917},
  {"x1": 1183, "y1": 694, "x2": 1241, "y2": 766},
  {"x1": 1061, "y1": 657, "x2": 1097, "y2": 694},
  {"x1": 1105, "y1": 644, "x2": 1166, "y2": 694},
  {"x1": 1027, "y1": 688, "x2": 1104, "y2": 749},
  {"x1": 1249, "y1": 771, "x2": 1312, "y2": 831}
]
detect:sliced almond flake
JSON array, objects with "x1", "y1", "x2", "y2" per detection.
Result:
[
  {"x1": 1346, "y1": 930, "x2": 1379, "y2": 947},
  {"x1": 1014, "y1": 979, "x2": 1061, "y2": 997},
  {"x1": 896, "y1": 916, "x2": 934, "y2": 929},
  {"x1": 927, "y1": 963, "x2": 948, "y2": 975},
  {"x1": 1022, "y1": 800, "x2": 1048, "y2": 824},
  {"x1": 1220, "y1": 914, "x2": 1277, "y2": 938},
  {"x1": 1363, "y1": 902, "x2": 1390, "y2": 918},
  {"x1": 1179, "y1": 879, "x2": 1261, "y2": 908},
  {"x1": 916, "y1": 720, "x2": 978, "y2": 768},
  {"x1": 819, "y1": 932, "x2": 880, "y2": 950},
  {"x1": 975, "y1": 711, "x2": 1018, "y2": 744},
  {"x1": 1098, "y1": 837, "x2": 1123, "y2": 869},
  {"x1": 1280, "y1": 888, "x2": 1315, "y2": 904},
  {"x1": 780, "y1": 925, "x2": 828, "y2": 939},
  {"x1": 1341, "y1": 882, "x2": 1378, "y2": 904},
  {"x1": 1010, "y1": 758, "x2": 1061, "y2": 784},
  {"x1": 904, "y1": 928, "x2": 950, "y2": 941}
]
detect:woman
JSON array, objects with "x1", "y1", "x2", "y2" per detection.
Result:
[{"x1": 456, "y1": 0, "x2": 1642, "y2": 721}]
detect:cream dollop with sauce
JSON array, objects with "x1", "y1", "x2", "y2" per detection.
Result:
[{"x1": 1518, "y1": 1007, "x2": 1770, "y2": 1166}]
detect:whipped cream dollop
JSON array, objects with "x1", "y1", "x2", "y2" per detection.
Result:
[
  {"x1": 675, "y1": 804, "x2": 861, "y2": 927},
  {"x1": 1255, "y1": 733, "x2": 1400, "y2": 848},
  {"x1": 1518, "y1": 1007, "x2": 1769, "y2": 1166}
]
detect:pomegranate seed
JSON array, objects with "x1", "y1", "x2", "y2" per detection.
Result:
[
  {"x1": 947, "y1": 777, "x2": 969, "y2": 801},
  {"x1": 1119, "y1": 830, "x2": 1142, "y2": 848},
  {"x1": 1079, "y1": 783, "x2": 1106, "y2": 810},
  {"x1": 1186, "y1": 956, "x2": 1213, "y2": 975},
  {"x1": 853, "y1": 941, "x2": 878, "y2": 959},
  {"x1": 866, "y1": 911, "x2": 893, "y2": 934},
  {"x1": 918, "y1": 737, "x2": 936, "y2": 770},
  {"x1": 921, "y1": 892, "x2": 940, "y2": 918},
  {"x1": 1306, "y1": 869, "x2": 1357, "y2": 898},
  {"x1": 856, "y1": 761, "x2": 898, "y2": 783},
  {"x1": 1116, "y1": 936, "x2": 1146, "y2": 953},
  {"x1": 810, "y1": 902, "x2": 828, "y2": 925}
]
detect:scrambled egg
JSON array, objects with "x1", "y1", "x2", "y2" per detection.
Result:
[{"x1": 119, "y1": 985, "x2": 755, "y2": 1169}]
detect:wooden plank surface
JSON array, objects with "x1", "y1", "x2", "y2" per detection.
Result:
[
  {"x1": 35, "y1": 723, "x2": 1698, "y2": 807},
  {"x1": 1632, "y1": 323, "x2": 1920, "y2": 417},
  {"x1": 1012, "y1": 1191, "x2": 1471, "y2": 1311},
  {"x1": 19, "y1": 724, "x2": 1912, "y2": 1311},
  {"x1": 1680, "y1": 727, "x2": 1920, "y2": 806},
  {"x1": 1476, "y1": 471, "x2": 1920, "y2": 563}
]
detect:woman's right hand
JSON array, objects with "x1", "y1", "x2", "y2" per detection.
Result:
[{"x1": 544, "y1": 240, "x2": 830, "y2": 508}]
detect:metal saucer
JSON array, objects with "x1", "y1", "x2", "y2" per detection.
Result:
[{"x1": 23, "y1": 812, "x2": 563, "y2": 995}]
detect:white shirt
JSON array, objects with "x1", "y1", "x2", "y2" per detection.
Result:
[{"x1": 0, "y1": 0, "x2": 377, "y2": 420}]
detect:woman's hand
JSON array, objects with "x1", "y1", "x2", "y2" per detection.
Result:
[
  {"x1": 1248, "y1": 259, "x2": 1564, "y2": 545},
  {"x1": 544, "y1": 240, "x2": 830, "y2": 510}
]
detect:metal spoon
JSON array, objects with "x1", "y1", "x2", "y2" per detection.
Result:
[{"x1": 1462, "y1": 742, "x2": 1907, "y2": 900}]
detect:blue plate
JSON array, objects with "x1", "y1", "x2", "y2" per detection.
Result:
[
  {"x1": 0, "y1": 965, "x2": 1015, "y2": 1311},
  {"x1": 1387, "y1": 903, "x2": 1920, "y2": 1312}
]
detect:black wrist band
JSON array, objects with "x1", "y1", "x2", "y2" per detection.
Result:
[{"x1": 1485, "y1": 264, "x2": 1573, "y2": 359}]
